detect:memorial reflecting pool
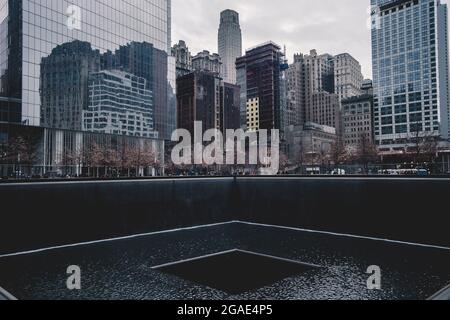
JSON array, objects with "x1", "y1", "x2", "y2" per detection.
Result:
[{"x1": 0, "y1": 222, "x2": 449, "y2": 300}]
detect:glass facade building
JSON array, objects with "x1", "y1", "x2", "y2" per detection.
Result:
[
  {"x1": 236, "y1": 42, "x2": 284, "y2": 134},
  {"x1": 371, "y1": 0, "x2": 450, "y2": 149},
  {"x1": 218, "y1": 9, "x2": 242, "y2": 84},
  {"x1": 0, "y1": 0, "x2": 173, "y2": 139}
]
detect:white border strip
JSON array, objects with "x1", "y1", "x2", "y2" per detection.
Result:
[
  {"x1": 234, "y1": 249, "x2": 321, "y2": 268},
  {"x1": 0, "y1": 286, "x2": 17, "y2": 301},
  {"x1": 429, "y1": 284, "x2": 450, "y2": 300},
  {"x1": 0, "y1": 221, "x2": 237, "y2": 259},
  {"x1": 237, "y1": 221, "x2": 450, "y2": 251},
  {"x1": 151, "y1": 249, "x2": 321, "y2": 269},
  {"x1": 1, "y1": 220, "x2": 449, "y2": 260},
  {"x1": 152, "y1": 249, "x2": 238, "y2": 269}
]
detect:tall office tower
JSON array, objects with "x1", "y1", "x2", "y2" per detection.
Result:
[
  {"x1": 280, "y1": 50, "x2": 290, "y2": 132},
  {"x1": 171, "y1": 40, "x2": 192, "y2": 78},
  {"x1": 192, "y1": 51, "x2": 223, "y2": 76},
  {"x1": 0, "y1": 0, "x2": 21, "y2": 125},
  {"x1": 176, "y1": 71, "x2": 240, "y2": 136},
  {"x1": 236, "y1": 58, "x2": 248, "y2": 129},
  {"x1": 218, "y1": 9, "x2": 242, "y2": 84},
  {"x1": 341, "y1": 80, "x2": 374, "y2": 149},
  {"x1": 371, "y1": 0, "x2": 450, "y2": 150},
  {"x1": 220, "y1": 83, "x2": 241, "y2": 132},
  {"x1": 286, "y1": 62, "x2": 303, "y2": 126},
  {"x1": 334, "y1": 53, "x2": 364, "y2": 101},
  {"x1": 83, "y1": 70, "x2": 155, "y2": 138},
  {"x1": 297, "y1": 50, "x2": 335, "y2": 94},
  {"x1": 287, "y1": 50, "x2": 340, "y2": 132},
  {"x1": 236, "y1": 42, "x2": 284, "y2": 133},
  {"x1": 167, "y1": 55, "x2": 177, "y2": 137},
  {"x1": 0, "y1": 0, "x2": 169, "y2": 172},
  {"x1": 0, "y1": 0, "x2": 172, "y2": 134},
  {"x1": 310, "y1": 92, "x2": 341, "y2": 134}
]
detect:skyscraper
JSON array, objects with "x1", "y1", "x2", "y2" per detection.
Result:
[
  {"x1": 371, "y1": 0, "x2": 450, "y2": 150},
  {"x1": 334, "y1": 53, "x2": 364, "y2": 101},
  {"x1": 0, "y1": 0, "x2": 172, "y2": 137},
  {"x1": 218, "y1": 9, "x2": 242, "y2": 84},
  {"x1": 236, "y1": 42, "x2": 284, "y2": 133},
  {"x1": 220, "y1": 83, "x2": 241, "y2": 132},
  {"x1": 176, "y1": 71, "x2": 240, "y2": 136},
  {"x1": 287, "y1": 50, "x2": 339, "y2": 131},
  {"x1": 0, "y1": 0, "x2": 170, "y2": 173},
  {"x1": 341, "y1": 81, "x2": 374, "y2": 150},
  {"x1": 236, "y1": 58, "x2": 247, "y2": 129}
]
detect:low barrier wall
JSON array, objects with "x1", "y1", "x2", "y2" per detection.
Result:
[{"x1": 0, "y1": 177, "x2": 449, "y2": 254}]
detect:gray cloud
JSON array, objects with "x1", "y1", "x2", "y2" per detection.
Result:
[{"x1": 172, "y1": 0, "x2": 373, "y2": 78}]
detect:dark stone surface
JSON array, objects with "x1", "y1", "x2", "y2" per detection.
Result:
[
  {"x1": 1, "y1": 177, "x2": 450, "y2": 255},
  {"x1": 0, "y1": 178, "x2": 236, "y2": 254},
  {"x1": 236, "y1": 177, "x2": 450, "y2": 247},
  {"x1": 155, "y1": 250, "x2": 318, "y2": 295},
  {"x1": 0, "y1": 223, "x2": 448, "y2": 300}
]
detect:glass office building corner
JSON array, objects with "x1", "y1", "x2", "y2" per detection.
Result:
[
  {"x1": 1, "y1": 0, "x2": 172, "y2": 137},
  {"x1": 437, "y1": 2, "x2": 450, "y2": 140},
  {"x1": 167, "y1": 55, "x2": 177, "y2": 137},
  {"x1": 0, "y1": 0, "x2": 22, "y2": 126},
  {"x1": 0, "y1": 0, "x2": 171, "y2": 174},
  {"x1": 371, "y1": 0, "x2": 450, "y2": 150}
]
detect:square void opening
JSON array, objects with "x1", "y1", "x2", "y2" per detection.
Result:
[{"x1": 153, "y1": 249, "x2": 318, "y2": 295}]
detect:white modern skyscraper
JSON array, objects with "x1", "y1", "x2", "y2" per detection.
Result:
[
  {"x1": 371, "y1": 0, "x2": 450, "y2": 150},
  {"x1": 218, "y1": 9, "x2": 242, "y2": 84}
]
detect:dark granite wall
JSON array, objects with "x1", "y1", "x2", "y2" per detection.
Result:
[
  {"x1": 0, "y1": 177, "x2": 449, "y2": 254},
  {"x1": 236, "y1": 178, "x2": 450, "y2": 248},
  {"x1": 0, "y1": 178, "x2": 236, "y2": 254}
]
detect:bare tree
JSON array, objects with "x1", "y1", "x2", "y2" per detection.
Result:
[
  {"x1": 8, "y1": 135, "x2": 39, "y2": 166},
  {"x1": 330, "y1": 137, "x2": 348, "y2": 166},
  {"x1": 4, "y1": 134, "x2": 40, "y2": 177},
  {"x1": 411, "y1": 122, "x2": 439, "y2": 166},
  {"x1": 84, "y1": 143, "x2": 104, "y2": 177},
  {"x1": 278, "y1": 151, "x2": 290, "y2": 174},
  {"x1": 99, "y1": 147, "x2": 120, "y2": 177},
  {"x1": 355, "y1": 133, "x2": 378, "y2": 174},
  {"x1": 61, "y1": 148, "x2": 81, "y2": 176}
]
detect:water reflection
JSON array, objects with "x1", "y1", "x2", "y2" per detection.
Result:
[{"x1": 0, "y1": 223, "x2": 448, "y2": 300}]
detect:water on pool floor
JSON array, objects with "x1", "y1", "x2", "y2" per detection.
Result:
[
  {"x1": 154, "y1": 250, "x2": 319, "y2": 295},
  {"x1": 0, "y1": 222, "x2": 449, "y2": 300}
]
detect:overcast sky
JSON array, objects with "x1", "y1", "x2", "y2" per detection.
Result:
[
  {"x1": 173, "y1": 0, "x2": 449, "y2": 79},
  {"x1": 172, "y1": 0, "x2": 375, "y2": 78}
]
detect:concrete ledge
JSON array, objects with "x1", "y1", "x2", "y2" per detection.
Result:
[
  {"x1": 0, "y1": 286, "x2": 17, "y2": 300},
  {"x1": 429, "y1": 284, "x2": 450, "y2": 300}
]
